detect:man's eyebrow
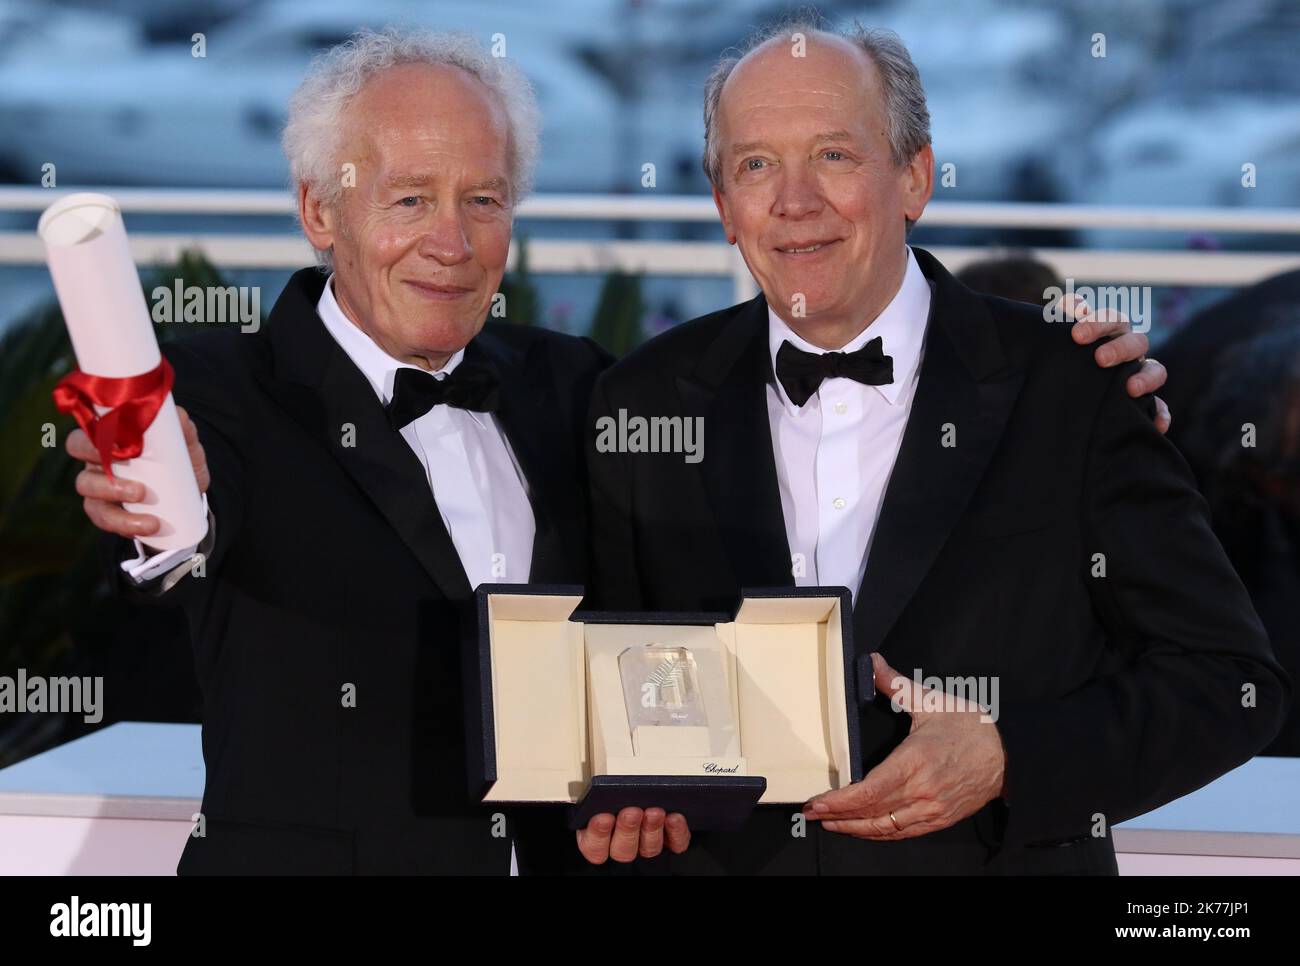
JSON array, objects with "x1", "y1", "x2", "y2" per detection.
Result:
[
  {"x1": 812, "y1": 129, "x2": 855, "y2": 143},
  {"x1": 382, "y1": 173, "x2": 432, "y2": 189},
  {"x1": 381, "y1": 175, "x2": 508, "y2": 193},
  {"x1": 729, "y1": 131, "x2": 857, "y2": 157}
]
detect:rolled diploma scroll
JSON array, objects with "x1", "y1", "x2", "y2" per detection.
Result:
[{"x1": 39, "y1": 193, "x2": 207, "y2": 551}]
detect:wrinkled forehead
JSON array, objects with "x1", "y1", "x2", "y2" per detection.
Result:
[{"x1": 341, "y1": 63, "x2": 512, "y2": 178}]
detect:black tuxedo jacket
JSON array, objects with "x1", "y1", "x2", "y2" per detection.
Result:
[
  {"x1": 121, "y1": 268, "x2": 608, "y2": 874},
  {"x1": 585, "y1": 246, "x2": 1289, "y2": 875}
]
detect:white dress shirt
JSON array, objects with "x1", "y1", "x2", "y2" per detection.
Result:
[
  {"x1": 767, "y1": 246, "x2": 931, "y2": 602},
  {"x1": 316, "y1": 275, "x2": 535, "y2": 588}
]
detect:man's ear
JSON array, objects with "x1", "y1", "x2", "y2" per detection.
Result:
[
  {"x1": 901, "y1": 144, "x2": 935, "y2": 225},
  {"x1": 711, "y1": 183, "x2": 736, "y2": 245},
  {"x1": 299, "y1": 181, "x2": 338, "y2": 255}
]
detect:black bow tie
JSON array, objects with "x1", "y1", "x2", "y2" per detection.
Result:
[
  {"x1": 774, "y1": 338, "x2": 894, "y2": 408},
  {"x1": 385, "y1": 362, "x2": 500, "y2": 430}
]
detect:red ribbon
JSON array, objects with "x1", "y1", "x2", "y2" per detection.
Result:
[{"x1": 52, "y1": 358, "x2": 174, "y2": 481}]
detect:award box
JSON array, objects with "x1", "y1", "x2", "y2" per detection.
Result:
[{"x1": 467, "y1": 585, "x2": 868, "y2": 830}]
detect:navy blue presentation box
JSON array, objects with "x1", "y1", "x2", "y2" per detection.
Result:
[{"x1": 467, "y1": 585, "x2": 867, "y2": 831}]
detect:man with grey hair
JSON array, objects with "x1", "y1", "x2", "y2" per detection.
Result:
[
  {"x1": 582, "y1": 21, "x2": 1284, "y2": 874},
  {"x1": 67, "y1": 28, "x2": 608, "y2": 874}
]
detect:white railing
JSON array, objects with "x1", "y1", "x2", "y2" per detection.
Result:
[{"x1": 2, "y1": 187, "x2": 1300, "y2": 302}]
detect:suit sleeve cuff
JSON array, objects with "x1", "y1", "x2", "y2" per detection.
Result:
[{"x1": 120, "y1": 494, "x2": 213, "y2": 589}]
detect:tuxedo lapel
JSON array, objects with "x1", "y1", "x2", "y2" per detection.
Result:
[
  {"x1": 260, "y1": 269, "x2": 472, "y2": 600},
  {"x1": 466, "y1": 328, "x2": 575, "y2": 583},
  {"x1": 675, "y1": 296, "x2": 794, "y2": 589},
  {"x1": 853, "y1": 248, "x2": 1026, "y2": 652}
]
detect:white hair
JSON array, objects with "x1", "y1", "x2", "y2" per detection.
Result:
[{"x1": 282, "y1": 27, "x2": 540, "y2": 269}]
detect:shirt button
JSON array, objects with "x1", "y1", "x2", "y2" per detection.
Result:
[
  {"x1": 832, "y1": 497, "x2": 846, "y2": 510},
  {"x1": 833, "y1": 401, "x2": 848, "y2": 415}
]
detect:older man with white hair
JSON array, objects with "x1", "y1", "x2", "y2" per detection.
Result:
[{"x1": 67, "y1": 28, "x2": 607, "y2": 875}]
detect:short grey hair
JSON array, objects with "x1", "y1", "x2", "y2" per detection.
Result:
[
  {"x1": 702, "y1": 20, "x2": 931, "y2": 189},
  {"x1": 282, "y1": 27, "x2": 540, "y2": 269}
]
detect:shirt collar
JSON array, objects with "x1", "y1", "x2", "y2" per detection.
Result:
[
  {"x1": 316, "y1": 273, "x2": 464, "y2": 406},
  {"x1": 767, "y1": 245, "x2": 930, "y2": 412}
]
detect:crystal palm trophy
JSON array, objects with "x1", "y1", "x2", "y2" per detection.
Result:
[{"x1": 619, "y1": 644, "x2": 709, "y2": 730}]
